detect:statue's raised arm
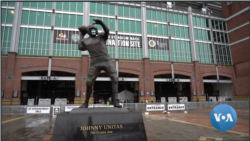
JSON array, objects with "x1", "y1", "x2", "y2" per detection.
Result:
[{"x1": 92, "y1": 19, "x2": 109, "y2": 40}]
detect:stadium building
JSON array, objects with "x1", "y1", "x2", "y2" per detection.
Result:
[{"x1": 1, "y1": 2, "x2": 249, "y2": 105}]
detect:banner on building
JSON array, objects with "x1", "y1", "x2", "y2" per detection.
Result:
[
  {"x1": 53, "y1": 30, "x2": 80, "y2": 44},
  {"x1": 147, "y1": 37, "x2": 169, "y2": 50},
  {"x1": 53, "y1": 30, "x2": 142, "y2": 49},
  {"x1": 107, "y1": 34, "x2": 142, "y2": 48},
  {"x1": 27, "y1": 107, "x2": 50, "y2": 114},
  {"x1": 146, "y1": 104, "x2": 165, "y2": 111},
  {"x1": 168, "y1": 104, "x2": 185, "y2": 110}
]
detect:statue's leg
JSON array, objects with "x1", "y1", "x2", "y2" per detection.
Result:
[
  {"x1": 80, "y1": 65, "x2": 100, "y2": 108},
  {"x1": 104, "y1": 61, "x2": 121, "y2": 107}
]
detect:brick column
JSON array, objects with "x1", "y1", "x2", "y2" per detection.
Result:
[
  {"x1": 192, "y1": 61, "x2": 206, "y2": 101},
  {"x1": 75, "y1": 55, "x2": 89, "y2": 104},
  {"x1": 4, "y1": 52, "x2": 18, "y2": 105}
]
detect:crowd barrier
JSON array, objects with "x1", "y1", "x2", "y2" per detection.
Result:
[{"x1": 2, "y1": 101, "x2": 249, "y2": 114}]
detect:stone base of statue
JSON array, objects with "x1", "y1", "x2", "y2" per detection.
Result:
[{"x1": 51, "y1": 107, "x2": 147, "y2": 141}]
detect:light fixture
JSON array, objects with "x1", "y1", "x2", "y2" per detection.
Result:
[{"x1": 11, "y1": 10, "x2": 14, "y2": 14}]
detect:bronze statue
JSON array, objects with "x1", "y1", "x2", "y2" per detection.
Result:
[{"x1": 78, "y1": 19, "x2": 120, "y2": 108}]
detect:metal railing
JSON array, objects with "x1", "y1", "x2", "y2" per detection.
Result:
[{"x1": 2, "y1": 101, "x2": 249, "y2": 114}]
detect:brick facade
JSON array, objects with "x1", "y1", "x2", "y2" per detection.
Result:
[
  {"x1": 221, "y1": 2, "x2": 249, "y2": 99},
  {"x1": 1, "y1": 53, "x2": 238, "y2": 104}
]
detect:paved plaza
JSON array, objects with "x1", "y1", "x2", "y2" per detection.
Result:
[{"x1": 2, "y1": 108, "x2": 249, "y2": 141}]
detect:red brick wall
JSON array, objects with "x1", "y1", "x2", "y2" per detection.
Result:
[
  {"x1": 234, "y1": 62, "x2": 249, "y2": 96},
  {"x1": 228, "y1": 25, "x2": 249, "y2": 43},
  {"x1": 221, "y1": 2, "x2": 249, "y2": 18},
  {"x1": 230, "y1": 40, "x2": 249, "y2": 64},
  {"x1": 1, "y1": 53, "x2": 238, "y2": 101}
]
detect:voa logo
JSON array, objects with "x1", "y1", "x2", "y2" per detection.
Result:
[{"x1": 210, "y1": 104, "x2": 237, "y2": 131}]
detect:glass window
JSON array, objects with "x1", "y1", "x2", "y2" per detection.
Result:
[
  {"x1": 110, "y1": 5, "x2": 115, "y2": 15},
  {"x1": 136, "y1": 21, "x2": 141, "y2": 33},
  {"x1": 136, "y1": 8, "x2": 141, "y2": 19},
  {"x1": 29, "y1": 11, "x2": 37, "y2": 25},
  {"x1": 179, "y1": 14, "x2": 183, "y2": 24},
  {"x1": 193, "y1": 17, "x2": 197, "y2": 26},
  {"x1": 69, "y1": 15, "x2": 76, "y2": 28},
  {"x1": 97, "y1": 3, "x2": 102, "y2": 14},
  {"x1": 202, "y1": 30, "x2": 207, "y2": 41},
  {"x1": 194, "y1": 29, "x2": 198, "y2": 39},
  {"x1": 163, "y1": 24, "x2": 167, "y2": 36},
  {"x1": 146, "y1": 9, "x2": 151, "y2": 20},
  {"x1": 157, "y1": 11, "x2": 161, "y2": 21},
  {"x1": 152, "y1": 23, "x2": 157, "y2": 35},
  {"x1": 219, "y1": 21, "x2": 223, "y2": 30},
  {"x1": 130, "y1": 20, "x2": 136, "y2": 33},
  {"x1": 223, "y1": 22, "x2": 227, "y2": 30},
  {"x1": 90, "y1": 2, "x2": 96, "y2": 13},
  {"x1": 205, "y1": 19, "x2": 209, "y2": 28},
  {"x1": 118, "y1": 6, "x2": 123, "y2": 17},
  {"x1": 56, "y1": 2, "x2": 63, "y2": 11},
  {"x1": 103, "y1": 4, "x2": 109, "y2": 15},
  {"x1": 151, "y1": 10, "x2": 156, "y2": 21},
  {"x1": 63, "y1": 2, "x2": 70, "y2": 11},
  {"x1": 207, "y1": 31, "x2": 211, "y2": 41},
  {"x1": 175, "y1": 26, "x2": 180, "y2": 37},
  {"x1": 55, "y1": 13, "x2": 62, "y2": 27},
  {"x1": 30, "y1": 2, "x2": 38, "y2": 8},
  {"x1": 118, "y1": 19, "x2": 123, "y2": 32},
  {"x1": 201, "y1": 18, "x2": 205, "y2": 27},
  {"x1": 169, "y1": 13, "x2": 174, "y2": 23},
  {"x1": 174, "y1": 13, "x2": 179, "y2": 23},
  {"x1": 170, "y1": 25, "x2": 175, "y2": 37},
  {"x1": 76, "y1": 2, "x2": 84, "y2": 12},
  {"x1": 147, "y1": 22, "x2": 152, "y2": 34},
  {"x1": 183, "y1": 15, "x2": 188, "y2": 25},
  {"x1": 211, "y1": 20, "x2": 215, "y2": 29},
  {"x1": 6, "y1": 9, "x2": 14, "y2": 23},
  {"x1": 130, "y1": 7, "x2": 135, "y2": 18},
  {"x1": 62, "y1": 14, "x2": 69, "y2": 27},
  {"x1": 162, "y1": 12, "x2": 167, "y2": 22},
  {"x1": 124, "y1": 20, "x2": 129, "y2": 32},
  {"x1": 38, "y1": 2, "x2": 45, "y2": 9},
  {"x1": 70, "y1": 2, "x2": 77, "y2": 12},
  {"x1": 76, "y1": 15, "x2": 83, "y2": 28},
  {"x1": 196, "y1": 17, "x2": 201, "y2": 27},
  {"x1": 2, "y1": 9, "x2": 7, "y2": 23},
  {"x1": 36, "y1": 12, "x2": 45, "y2": 26},
  {"x1": 158, "y1": 24, "x2": 163, "y2": 35},
  {"x1": 23, "y1": 2, "x2": 30, "y2": 7},
  {"x1": 180, "y1": 27, "x2": 185, "y2": 38},
  {"x1": 124, "y1": 6, "x2": 129, "y2": 17},
  {"x1": 198, "y1": 29, "x2": 202, "y2": 40},
  {"x1": 184, "y1": 27, "x2": 189, "y2": 38},
  {"x1": 46, "y1": 2, "x2": 53, "y2": 9},
  {"x1": 8, "y1": 2, "x2": 15, "y2": 6},
  {"x1": 2, "y1": 2, "x2": 8, "y2": 6},
  {"x1": 109, "y1": 18, "x2": 115, "y2": 31}
]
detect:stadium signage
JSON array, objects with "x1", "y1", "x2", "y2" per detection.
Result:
[
  {"x1": 146, "y1": 104, "x2": 165, "y2": 111},
  {"x1": 147, "y1": 37, "x2": 169, "y2": 50},
  {"x1": 168, "y1": 104, "x2": 185, "y2": 110}
]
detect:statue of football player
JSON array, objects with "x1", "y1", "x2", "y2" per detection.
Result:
[{"x1": 78, "y1": 19, "x2": 120, "y2": 108}]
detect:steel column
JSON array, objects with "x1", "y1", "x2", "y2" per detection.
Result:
[
  {"x1": 187, "y1": 7, "x2": 197, "y2": 61},
  {"x1": 141, "y1": 2, "x2": 148, "y2": 58},
  {"x1": 10, "y1": 2, "x2": 22, "y2": 53}
]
